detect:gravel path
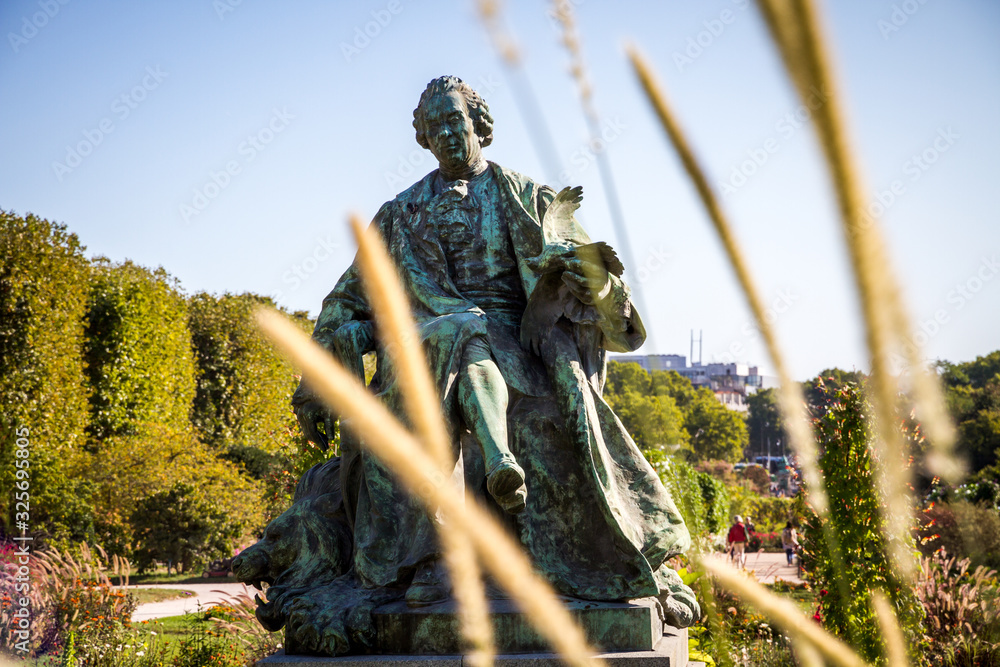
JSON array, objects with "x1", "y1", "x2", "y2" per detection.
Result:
[{"x1": 127, "y1": 582, "x2": 255, "y2": 622}]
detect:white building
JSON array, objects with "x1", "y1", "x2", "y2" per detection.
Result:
[{"x1": 608, "y1": 354, "x2": 776, "y2": 413}]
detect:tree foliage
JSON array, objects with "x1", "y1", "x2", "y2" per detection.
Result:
[
  {"x1": 0, "y1": 210, "x2": 92, "y2": 540},
  {"x1": 84, "y1": 260, "x2": 196, "y2": 441},
  {"x1": 938, "y1": 351, "x2": 1000, "y2": 475},
  {"x1": 798, "y1": 380, "x2": 923, "y2": 663},
  {"x1": 746, "y1": 387, "x2": 785, "y2": 457},
  {"x1": 188, "y1": 292, "x2": 309, "y2": 453},
  {"x1": 605, "y1": 362, "x2": 747, "y2": 461},
  {"x1": 74, "y1": 423, "x2": 265, "y2": 559}
]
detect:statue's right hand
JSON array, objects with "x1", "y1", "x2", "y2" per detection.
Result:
[
  {"x1": 332, "y1": 320, "x2": 376, "y2": 358},
  {"x1": 294, "y1": 399, "x2": 334, "y2": 450}
]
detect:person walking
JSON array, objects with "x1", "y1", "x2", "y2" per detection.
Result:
[
  {"x1": 727, "y1": 515, "x2": 748, "y2": 568},
  {"x1": 782, "y1": 521, "x2": 799, "y2": 566}
]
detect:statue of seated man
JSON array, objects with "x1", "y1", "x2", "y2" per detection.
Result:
[{"x1": 282, "y1": 75, "x2": 698, "y2": 649}]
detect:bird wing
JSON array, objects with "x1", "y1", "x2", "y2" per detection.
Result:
[{"x1": 542, "y1": 186, "x2": 590, "y2": 247}]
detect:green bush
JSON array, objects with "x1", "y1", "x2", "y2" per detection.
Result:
[
  {"x1": 0, "y1": 210, "x2": 93, "y2": 541},
  {"x1": 798, "y1": 381, "x2": 923, "y2": 664},
  {"x1": 647, "y1": 450, "x2": 733, "y2": 539},
  {"x1": 917, "y1": 501, "x2": 1000, "y2": 571},
  {"x1": 84, "y1": 260, "x2": 195, "y2": 441}
]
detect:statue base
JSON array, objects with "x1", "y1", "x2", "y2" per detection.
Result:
[{"x1": 259, "y1": 598, "x2": 689, "y2": 665}]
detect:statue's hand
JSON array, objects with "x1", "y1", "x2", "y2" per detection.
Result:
[
  {"x1": 294, "y1": 398, "x2": 336, "y2": 450},
  {"x1": 561, "y1": 257, "x2": 610, "y2": 306}
]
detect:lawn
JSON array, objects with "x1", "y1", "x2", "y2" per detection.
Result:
[{"x1": 128, "y1": 587, "x2": 197, "y2": 604}]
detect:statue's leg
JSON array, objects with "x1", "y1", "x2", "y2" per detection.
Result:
[{"x1": 457, "y1": 337, "x2": 526, "y2": 513}]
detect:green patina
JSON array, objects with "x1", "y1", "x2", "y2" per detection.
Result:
[{"x1": 234, "y1": 75, "x2": 699, "y2": 657}]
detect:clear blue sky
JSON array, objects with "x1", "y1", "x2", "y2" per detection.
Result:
[{"x1": 2, "y1": 0, "x2": 997, "y2": 380}]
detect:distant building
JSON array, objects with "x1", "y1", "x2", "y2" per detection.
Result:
[{"x1": 608, "y1": 354, "x2": 778, "y2": 413}]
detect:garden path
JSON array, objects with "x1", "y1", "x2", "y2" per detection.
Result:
[
  {"x1": 127, "y1": 582, "x2": 253, "y2": 621},
  {"x1": 742, "y1": 550, "x2": 804, "y2": 584}
]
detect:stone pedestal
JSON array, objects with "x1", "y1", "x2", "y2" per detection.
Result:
[{"x1": 257, "y1": 598, "x2": 689, "y2": 666}]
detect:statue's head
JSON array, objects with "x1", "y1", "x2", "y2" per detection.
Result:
[{"x1": 413, "y1": 76, "x2": 494, "y2": 173}]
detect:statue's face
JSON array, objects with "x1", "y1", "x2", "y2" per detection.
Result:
[{"x1": 420, "y1": 91, "x2": 482, "y2": 173}]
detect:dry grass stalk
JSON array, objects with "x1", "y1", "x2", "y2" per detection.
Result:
[
  {"x1": 476, "y1": 0, "x2": 521, "y2": 66},
  {"x1": 793, "y1": 638, "x2": 824, "y2": 667},
  {"x1": 699, "y1": 556, "x2": 870, "y2": 667},
  {"x1": 753, "y1": 0, "x2": 960, "y2": 581},
  {"x1": 254, "y1": 308, "x2": 602, "y2": 667},
  {"x1": 873, "y1": 591, "x2": 909, "y2": 667},
  {"x1": 625, "y1": 45, "x2": 826, "y2": 517},
  {"x1": 349, "y1": 215, "x2": 495, "y2": 666}
]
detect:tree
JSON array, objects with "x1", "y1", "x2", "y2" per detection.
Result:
[
  {"x1": 604, "y1": 362, "x2": 689, "y2": 450},
  {"x1": 0, "y1": 210, "x2": 93, "y2": 541},
  {"x1": 938, "y1": 352, "x2": 1000, "y2": 475},
  {"x1": 685, "y1": 388, "x2": 748, "y2": 463},
  {"x1": 188, "y1": 292, "x2": 309, "y2": 453},
  {"x1": 78, "y1": 423, "x2": 265, "y2": 560},
  {"x1": 131, "y1": 483, "x2": 242, "y2": 573},
  {"x1": 84, "y1": 260, "x2": 196, "y2": 442},
  {"x1": 746, "y1": 387, "x2": 785, "y2": 459}
]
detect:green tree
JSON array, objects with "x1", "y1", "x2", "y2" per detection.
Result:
[
  {"x1": 746, "y1": 387, "x2": 785, "y2": 459},
  {"x1": 131, "y1": 482, "x2": 242, "y2": 573},
  {"x1": 79, "y1": 423, "x2": 265, "y2": 560},
  {"x1": 0, "y1": 210, "x2": 93, "y2": 540},
  {"x1": 84, "y1": 260, "x2": 196, "y2": 441},
  {"x1": 187, "y1": 292, "x2": 309, "y2": 454},
  {"x1": 685, "y1": 388, "x2": 748, "y2": 463},
  {"x1": 604, "y1": 362, "x2": 689, "y2": 450},
  {"x1": 938, "y1": 352, "x2": 1000, "y2": 475}
]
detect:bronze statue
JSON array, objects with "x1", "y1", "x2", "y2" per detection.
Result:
[{"x1": 234, "y1": 75, "x2": 698, "y2": 657}]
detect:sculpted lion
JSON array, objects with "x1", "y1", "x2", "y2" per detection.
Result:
[{"x1": 232, "y1": 458, "x2": 353, "y2": 633}]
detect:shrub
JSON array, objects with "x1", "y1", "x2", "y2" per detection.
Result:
[
  {"x1": 916, "y1": 501, "x2": 1000, "y2": 571},
  {"x1": 0, "y1": 211, "x2": 92, "y2": 541},
  {"x1": 798, "y1": 381, "x2": 924, "y2": 664},
  {"x1": 698, "y1": 471, "x2": 730, "y2": 533},
  {"x1": 188, "y1": 292, "x2": 310, "y2": 453},
  {"x1": 84, "y1": 260, "x2": 196, "y2": 442},
  {"x1": 742, "y1": 464, "x2": 770, "y2": 494},
  {"x1": 915, "y1": 550, "x2": 1000, "y2": 665}
]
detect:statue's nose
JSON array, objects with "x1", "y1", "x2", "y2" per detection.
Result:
[{"x1": 232, "y1": 554, "x2": 244, "y2": 571}]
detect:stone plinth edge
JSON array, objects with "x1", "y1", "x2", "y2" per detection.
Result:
[{"x1": 257, "y1": 628, "x2": 688, "y2": 667}]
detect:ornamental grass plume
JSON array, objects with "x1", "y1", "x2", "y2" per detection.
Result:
[
  {"x1": 626, "y1": 0, "x2": 963, "y2": 663},
  {"x1": 348, "y1": 215, "x2": 495, "y2": 667},
  {"x1": 752, "y1": 0, "x2": 960, "y2": 579}
]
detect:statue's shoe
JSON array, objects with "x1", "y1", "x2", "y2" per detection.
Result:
[
  {"x1": 486, "y1": 457, "x2": 526, "y2": 498},
  {"x1": 406, "y1": 561, "x2": 449, "y2": 608},
  {"x1": 494, "y1": 486, "x2": 527, "y2": 515}
]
